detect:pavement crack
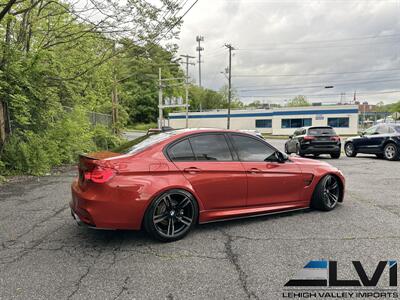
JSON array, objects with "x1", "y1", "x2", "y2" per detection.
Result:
[
  {"x1": 220, "y1": 230, "x2": 259, "y2": 300},
  {"x1": 67, "y1": 249, "x2": 103, "y2": 299},
  {"x1": 113, "y1": 276, "x2": 130, "y2": 300}
]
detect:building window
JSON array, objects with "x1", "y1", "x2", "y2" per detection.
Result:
[
  {"x1": 255, "y1": 119, "x2": 272, "y2": 128},
  {"x1": 328, "y1": 117, "x2": 349, "y2": 128},
  {"x1": 281, "y1": 118, "x2": 312, "y2": 128}
]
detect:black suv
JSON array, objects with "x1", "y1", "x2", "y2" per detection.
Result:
[
  {"x1": 344, "y1": 123, "x2": 400, "y2": 161},
  {"x1": 285, "y1": 126, "x2": 341, "y2": 159}
]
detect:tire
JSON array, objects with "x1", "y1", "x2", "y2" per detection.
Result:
[
  {"x1": 330, "y1": 152, "x2": 341, "y2": 159},
  {"x1": 144, "y1": 189, "x2": 198, "y2": 242},
  {"x1": 344, "y1": 142, "x2": 357, "y2": 157},
  {"x1": 284, "y1": 143, "x2": 290, "y2": 154},
  {"x1": 296, "y1": 144, "x2": 305, "y2": 157},
  {"x1": 311, "y1": 175, "x2": 340, "y2": 211},
  {"x1": 383, "y1": 143, "x2": 399, "y2": 161}
]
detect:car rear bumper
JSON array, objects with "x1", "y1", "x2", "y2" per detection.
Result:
[
  {"x1": 70, "y1": 179, "x2": 142, "y2": 230},
  {"x1": 301, "y1": 144, "x2": 341, "y2": 154}
]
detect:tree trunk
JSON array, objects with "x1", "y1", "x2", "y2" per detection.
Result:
[{"x1": 0, "y1": 100, "x2": 6, "y2": 147}]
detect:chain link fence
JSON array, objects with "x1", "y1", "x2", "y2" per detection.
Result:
[{"x1": 63, "y1": 106, "x2": 112, "y2": 128}]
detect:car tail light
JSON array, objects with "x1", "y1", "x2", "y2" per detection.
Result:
[
  {"x1": 303, "y1": 136, "x2": 315, "y2": 141},
  {"x1": 84, "y1": 166, "x2": 115, "y2": 183},
  {"x1": 330, "y1": 136, "x2": 341, "y2": 142}
]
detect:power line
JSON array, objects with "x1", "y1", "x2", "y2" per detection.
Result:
[
  {"x1": 238, "y1": 90, "x2": 400, "y2": 98},
  {"x1": 233, "y1": 67, "x2": 400, "y2": 78},
  {"x1": 236, "y1": 39, "x2": 400, "y2": 51},
  {"x1": 237, "y1": 77, "x2": 400, "y2": 92},
  {"x1": 237, "y1": 33, "x2": 400, "y2": 47}
]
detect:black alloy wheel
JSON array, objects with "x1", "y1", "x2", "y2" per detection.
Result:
[
  {"x1": 144, "y1": 190, "x2": 198, "y2": 242},
  {"x1": 312, "y1": 175, "x2": 340, "y2": 211}
]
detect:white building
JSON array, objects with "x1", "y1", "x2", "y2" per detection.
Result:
[{"x1": 168, "y1": 105, "x2": 359, "y2": 135}]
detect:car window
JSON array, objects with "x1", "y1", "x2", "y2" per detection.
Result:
[
  {"x1": 376, "y1": 125, "x2": 389, "y2": 134},
  {"x1": 112, "y1": 132, "x2": 177, "y2": 154},
  {"x1": 189, "y1": 134, "x2": 233, "y2": 161},
  {"x1": 393, "y1": 125, "x2": 400, "y2": 133},
  {"x1": 168, "y1": 139, "x2": 196, "y2": 161},
  {"x1": 364, "y1": 125, "x2": 378, "y2": 135},
  {"x1": 308, "y1": 127, "x2": 336, "y2": 135},
  {"x1": 231, "y1": 134, "x2": 276, "y2": 162}
]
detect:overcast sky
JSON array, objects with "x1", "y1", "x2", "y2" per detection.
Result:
[{"x1": 175, "y1": 0, "x2": 400, "y2": 105}]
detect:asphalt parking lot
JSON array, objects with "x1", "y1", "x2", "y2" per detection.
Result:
[{"x1": 1, "y1": 138, "x2": 399, "y2": 299}]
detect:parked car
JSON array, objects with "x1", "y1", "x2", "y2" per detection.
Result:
[
  {"x1": 147, "y1": 126, "x2": 174, "y2": 134},
  {"x1": 284, "y1": 126, "x2": 341, "y2": 159},
  {"x1": 344, "y1": 123, "x2": 400, "y2": 161},
  {"x1": 239, "y1": 129, "x2": 264, "y2": 139},
  {"x1": 71, "y1": 129, "x2": 345, "y2": 242}
]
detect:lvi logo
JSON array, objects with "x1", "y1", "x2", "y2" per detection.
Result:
[{"x1": 285, "y1": 260, "x2": 397, "y2": 287}]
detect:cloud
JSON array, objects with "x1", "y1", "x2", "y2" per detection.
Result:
[{"x1": 176, "y1": 0, "x2": 400, "y2": 104}]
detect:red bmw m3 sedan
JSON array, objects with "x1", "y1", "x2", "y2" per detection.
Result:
[{"x1": 70, "y1": 129, "x2": 345, "y2": 242}]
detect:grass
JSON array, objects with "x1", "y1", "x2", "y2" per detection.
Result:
[{"x1": 125, "y1": 122, "x2": 157, "y2": 132}]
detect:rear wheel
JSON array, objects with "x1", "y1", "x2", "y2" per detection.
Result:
[
  {"x1": 311, "y1": 175, "x2": 340, "y2": 211},
  {"x1": 144, "y1": 189, "x2": 198, "y2": 242},
  {"x1": 344, "y1": 142, "x2": 357, "y2": 157},
  {"x1": 383, "y1": 143, "x2": 399, "y2": 161},
  {"x1": 330, "y1": 152, "x2": 341, "y2": 159},
  {"x1": 296, "y1": 144, "x2": 305, "y2": 157}
]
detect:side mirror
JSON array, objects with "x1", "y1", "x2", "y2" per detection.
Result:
[
  {"x1": 360, "y1": 132, "x2": 365, "y2": 136},
  {"x1": 274, "y1": 151, "x2": 286, "y2": 163},
  {"x1": 289, "y1": 135, "x2": 293, "y2": 139}
]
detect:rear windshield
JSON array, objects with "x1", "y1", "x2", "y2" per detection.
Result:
[
  {"x1": 112, "y1": 132, "x2": 176, "y2": 154},
  {"x1": 308, "y1": 127, "x2": 336, "y2": 136}
]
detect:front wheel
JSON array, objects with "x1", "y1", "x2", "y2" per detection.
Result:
[
  {"x1": 344, "y1": 142, "x2": 357, "y2": 157},
  {"x1": 383, "y1": 143, "x2": 399, "y2": 161},
  {"x1": 330, "y1": 152, "x2": 341, "y2": 159},
  {"x1": 311, "y1": 175, "x2": 341, "y2": 211},
  {"x1": 144, "y1": 189, "x2": 198, "y2": 242}
]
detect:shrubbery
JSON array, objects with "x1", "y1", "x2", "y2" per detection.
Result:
[{"x1": 0, "y1": 107, "x2": 123, "y2": 176}]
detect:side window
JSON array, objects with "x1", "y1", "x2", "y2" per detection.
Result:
[
  {"x1": 364, "y1": 125, "x2": 379, "y2": 135},
  {"x1": 189, "y1": 134, "x2": 233, "y2": 161},
  {"x1": 377, "y1": 125, "x2": 389, "y2": 134},
  {"x1": 231, "y1": 134, "x2": 276, "y2": 162},
  {"x1": 167, "y1": 139, "x2": 195, "y2": 161}
]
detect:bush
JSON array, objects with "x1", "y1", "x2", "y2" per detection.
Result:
[{"x1": 0, "y1": 107, "x2": 122, "y2": 176}]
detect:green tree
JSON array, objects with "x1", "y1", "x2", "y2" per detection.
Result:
[{"x1": 287, "y1": 95, "x2": 310, "y2": 107}]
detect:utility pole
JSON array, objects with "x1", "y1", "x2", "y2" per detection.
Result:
[
  {"x1": 196, "y1": 36, "x2": 204, "y2": 111},
  {"x1": 196, "y1": 36, "x2": 204, "y2": 87},
  {"x1": 111, "y1": 72, "x2": 119, "y2": 134},
  {"x1": 180, "y1": 55, "x2": 195, "y2": 128},
  {"x1": 224, "y1": 44, "x2": 234, "y2": 129},
  {"x1": 111, "y1": 41, "x2": 119, "y2": 134},
  {"x1": 158, "y1": 67, "x2": 163, "y2": 129}
]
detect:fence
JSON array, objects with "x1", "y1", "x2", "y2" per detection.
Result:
[{"x1": 63, "y1": 106, "x2": 112, "y2": 128}]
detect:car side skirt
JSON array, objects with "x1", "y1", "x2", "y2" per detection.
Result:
[{"x1": 199, "y1": 201, "x2": 310, "y2": 224}]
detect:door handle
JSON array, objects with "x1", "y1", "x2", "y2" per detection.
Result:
[
  {"x1": 248, "y1": 168, "x2": 262, "y2": 174},
  {"x1": 183, "y1": 167, "x2": 201, "y2": 174}
]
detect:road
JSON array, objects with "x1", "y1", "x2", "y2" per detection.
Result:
[{"x1": 1, "y1": 137, "x2": 400, "y2": 299}]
